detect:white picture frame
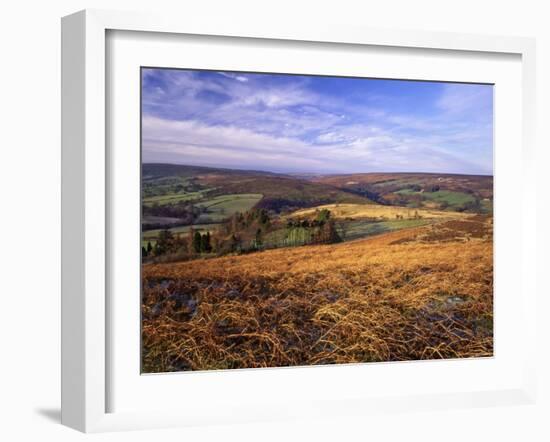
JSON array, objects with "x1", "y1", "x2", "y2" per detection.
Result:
[{"x1": 61, "y1": 9, "x2": 538, "y2": 433}]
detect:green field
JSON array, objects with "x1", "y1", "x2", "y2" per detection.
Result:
[
  {"x1": 421, "y1": 190, "x2": 475, "y2": 206},
  {"x1": 339, "y1": 218, "x2": 432, "y2": 241},
  {"x1": 261, "y1": 218, "x2": 432, "y2": 249},
  {"x1": 195, "y1": 194, "x2": 263, "y2": 223},
  {"x1": 141, "y1": 193, "x2": 263, "y2": 247},
  {"x1": 142, "y1": 190, "x2": 211, "y2": 206},
  {"x1": 395, "y1": 189, "x2": 475, "y2": 208}
]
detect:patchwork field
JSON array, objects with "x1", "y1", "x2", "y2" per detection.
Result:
[
  {"x1": 312, "y1": 172, "x2": 492, "y2": 212},
  {"x1": 141, "y1": 164, "x2": 492, "y2": 263}
]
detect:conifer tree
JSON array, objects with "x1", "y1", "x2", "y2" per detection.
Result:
[{"x1": 193, "y1": 231, "x2": 202, "y2": 253}]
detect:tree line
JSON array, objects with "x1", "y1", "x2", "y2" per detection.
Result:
[{"x1": 142, "y1": 208, "x2": 341, "y2": 262}]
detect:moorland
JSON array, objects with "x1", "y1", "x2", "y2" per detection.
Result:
[{"x1": 141, "y1": 163, "x2": 493, "y2": 372}]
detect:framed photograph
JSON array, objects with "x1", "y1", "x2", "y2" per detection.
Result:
[{"x1": 61, "y1": 9, "x2": 538, "y2": 432}]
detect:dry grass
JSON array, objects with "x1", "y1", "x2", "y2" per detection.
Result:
[
  {"x1": 288, "y1": 203, "x2": 470, "y2": 221},
  {"x1": 142, "y1": 217, "x2": 493, "y2": 372}
]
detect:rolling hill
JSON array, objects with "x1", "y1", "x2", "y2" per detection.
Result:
[
  {"x1": 310, "y1": 172, "x2": 493, "y2": 213},
  {"x1": 142, "y1": 163, "x2": 374, "y2": 214}
]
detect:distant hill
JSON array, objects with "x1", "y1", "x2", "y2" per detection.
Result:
[
  {"x1": 142, "y1": 163, "x2": 374, "y2": 213},
  {"x1": 142, "y1": 163, "x2": 283, "y2": 179},
  {"x1": 141, "y1": 165, "x2": 492, "y2": 214},
  {"x1": 311, "y1": 172, "x2": 493, "y2": 213}
]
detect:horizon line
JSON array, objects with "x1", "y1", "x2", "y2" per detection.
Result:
[{"x1": 142, "y1": 161, "x2": 494, "y2": 177}]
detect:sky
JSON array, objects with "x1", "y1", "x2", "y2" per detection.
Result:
[{"x1": 141, "y1": 68, "x2": 493, "y2": 175}]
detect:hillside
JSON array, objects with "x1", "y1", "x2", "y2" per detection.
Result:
[
  {"x1": 288, "y1": 203, "x2": 470, "y2": 221},
  {"x1": 197, "y1": 174, "x2": 371, "y2": 212},
  {"x1": 311, "y1": 172, "x2": 493, "y2": 213},
  {"x1": 142, "y1": 163, "x2": 373, "y2": 226},
  {"x1": 141, "y1": 165, "x2": 491, "y2": 259},
  {"x1": 142, "y1": 215, "x2": 493, "y2": 372}
]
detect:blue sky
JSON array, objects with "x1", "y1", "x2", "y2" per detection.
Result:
[{"x1": 142, "y1": 68, "x2": 493, "y2": 175}]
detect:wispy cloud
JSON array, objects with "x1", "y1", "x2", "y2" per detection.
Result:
[
  {"x1": 437, "y1": 83, "x2": 493, "y2": 116},
  {"x1": 141, "y1": 69, "x2": 494, "y2": 175}
]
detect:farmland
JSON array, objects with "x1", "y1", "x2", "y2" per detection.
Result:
[
  {"x1": 141, "y1": 163, "x2": 375, "y2": 251},
  {"x1": 141, "y1": 164, "x2": 492, "y2": 260},
  {"x1": 195, "y1": 194, "x2": 263, "y2": 223},
  {"x1": 395, "y1": 189, "x2": 476, "y2": 207},
  {"x1": 141, "y1": 163, "x2": 493, "y2": 372},
  {"x1": 338, "y1": 218, "x2": 432, "y2": 241},
  {"x1": 312, "y1": 172, "x2": 492, "y2": 212},
  {"x1": 142, "y1": 190, "x2": 210, "y2": 207}
]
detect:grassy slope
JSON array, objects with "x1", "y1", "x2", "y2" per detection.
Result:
[
  {"x1": 288, "y1": 203, "x2": 470, "y2": 221},
  {"x1": 143, "y1": 190, "x2": 209, "y2": 206},
  {"x1": 341, "y1": 218, "x2": 431, "y2": 240},
  {"x1": 195, "y1": 194, "x2": 264, "y2": 223},
  {"x1": 142, "y1": 216, "x2": 493, "y2": 372}
]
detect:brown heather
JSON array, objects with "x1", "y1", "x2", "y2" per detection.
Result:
[{"x1": 141, "y1": 216, "x2": 493, "y2": 372}]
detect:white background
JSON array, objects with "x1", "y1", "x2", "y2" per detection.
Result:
[{"x1": 0, "y1": 0, "x2": 548, "y2": 441}]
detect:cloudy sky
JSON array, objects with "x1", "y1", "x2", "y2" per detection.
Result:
[{"x1": 141, "y1": 68, "x2": 493, "y2": 175}]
